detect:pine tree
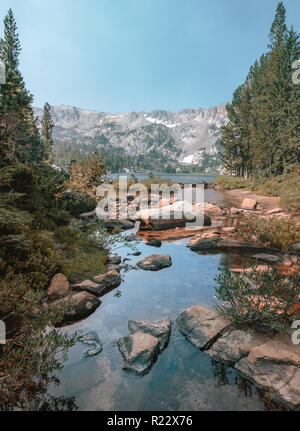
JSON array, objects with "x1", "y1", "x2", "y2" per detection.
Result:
[
  {"x1": 41, "y1": 102, "x2": 54, "y2": 163},
  {"x1": 0, "y1": 9, "x2": 44, "y2": 165}
]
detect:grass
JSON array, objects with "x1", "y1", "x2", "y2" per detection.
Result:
[
  {"x1": 53, "y1": 226, "x2": 107, "y2": 283},
  {"x1": 239, "y1": 214, "x2": 300, "y2": 250}
]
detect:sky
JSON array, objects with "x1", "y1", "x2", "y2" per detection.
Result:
[{"x1": 0, "y1": 0, "x2": 299, "y2": 113}]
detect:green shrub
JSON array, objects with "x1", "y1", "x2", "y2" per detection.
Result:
[
  {"x1": 61, "y1": 191, "x2": 96, "y2": 218},
  {"x1": 215, "y1": 266, "x2": 300, "y2": 334},
  {"x1": 214, "y1": 176, "x2": 250, "y2": 190},
  {"x1": 239, "y1": 214, "x2": 300, "y2": 250},
  {"x1": 279, "y1": 174, "x2": 300, "y2": 213}
]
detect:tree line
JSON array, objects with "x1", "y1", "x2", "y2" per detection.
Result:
[{"x1": 220, "y1": 2, "x2": 300, "y2": 178}]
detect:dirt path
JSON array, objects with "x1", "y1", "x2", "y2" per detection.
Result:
[{"x1": 223, "y1": 189, "x2": 281, "y2": 211}]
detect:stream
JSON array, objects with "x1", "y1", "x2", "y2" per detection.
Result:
[{"x1": 48, "y1": 179, "x2": 276, "y2": 411}]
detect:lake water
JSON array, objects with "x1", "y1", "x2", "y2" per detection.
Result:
[
  {"x1": 110, "y1": 173, "x2": 217, "y2": 185},
  {"x1": 48, "y1": 186, "x2": 275, "y2": 411}
]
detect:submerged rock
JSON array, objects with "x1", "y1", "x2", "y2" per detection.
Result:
[
  {"x1": 128, "y1": 319, "x2": 171, "y2": 352},
  {"x1": 47, "y1": 273, "x2": 70, "y2": 301},
  {"x1": 146, "y1": 239, "x2": 162, "y2": 248},
  {"x1": 137, "y1": 255, "x2": 172, "y2": 271},
  {"x1": 117, "y1": 332, "x2": 160, "y2": 375},
  {"x1": 176, "y1": 305, "x2": 231, "y2": 350},
  {"x1": 78, "y1": 331, "x2": 102, "y2": 359}
]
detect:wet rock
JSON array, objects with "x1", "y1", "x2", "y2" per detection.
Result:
[
  {"x1": 108, "y1": 256, "x2": 122, "y2": 265},
  {"x1": 137, "y1": 255, "x2": 172, "y2": 271},
  {"x1": 78, "y1": 331, "x2": 102, "y2": 359},
  {"x1": 72, "y1": 279, "x2": 101, "y2": 294},
  {"x1": 128, "y1": 250, "x2": 142, "y2": 256},
  {"x1": 207, "y1": 329, "x2": 268, "y2": 364},
  {"x1": 188, "y1": 236, "x2": 220, "y2": 252},
  {"x1": 117, "y1": 332, "x2": 160, "y2": 375},
  {"x1": 253, "y1": 253, "x2": 280, "y2": 264},
  {"x1": 92, "y1": 271, "x2": 121, "y2": 296},
  {"x1": 102, "y1": 219, "x2": 134, "y2": 231},
  {"x1": 107, "y1": 264, "x2": 121, "y2": 273},
  {"x1": 242, "y1": 198, "x2": 257, "y2": 210},
  {"x1": 47, "y1": 274, "x2": 70, "y2": 301},
  {"x1": 128, "y1": 319, "x2": 171, "y2": 352},
  {"x1": 176, "y1": 305, "x2": 231, "y2": 350},
  {"x1": 55, "y1": 292, "x2": 101, "y2": 323},
  {"x1": 235, "y1": 336, "x2": 300, "y2": 408},
  {"x1": 146, "y1": 239, "x2": 162, "y2": 248}
]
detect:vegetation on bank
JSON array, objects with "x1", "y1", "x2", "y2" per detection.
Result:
[
  {"x1": 215, "y1": 267, "x2": 300, "y2": 335},
  {"x1": 214, "y1": 165, "x2": 300, "y2": 213},
  {"x1": 239, "y1": 215, "x2": 300, "y2": 250},
  {"x1": 0, "y1": 10, "x2": 107, "y2": 409}
]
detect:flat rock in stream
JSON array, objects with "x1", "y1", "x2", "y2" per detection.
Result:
[
  {"x1": 207, "y1": 329, "x2": 269, "y2": 364},
  {"x1": 118, "y1": 332, "x2": 160, "y2": 375},
  {"x1": 128, "y1": 319, "x2": 171, "y2": 352},
  {"x1": 92, "y1": 271, "x2": 122, "y2": 296},
  {"x1": 137, "y1": 255, "x2": 172, "y2": 271},
  {"x1": 146, "y1": 239, "x2": 162, "y2": 248},
  {"x1": 176, "y1": 305, "x2": 232, "y2": 350},
  {"x1": 235, "y1": 335, "x2": 300, "y2": 408}
]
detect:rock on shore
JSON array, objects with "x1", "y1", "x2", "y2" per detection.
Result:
[{"x1": 177, "y1": 304, "x2": 300, "y2": 409}]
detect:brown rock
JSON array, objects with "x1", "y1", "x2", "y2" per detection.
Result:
[
  {"x1": 47, "y1": 274, "x2": 70, "y2": 301},
  {"x1": 242, "y1": 198, "x2": 257, "y2": 210},
  {"x1": 92, "y1": 271, "x2": 121, "y2": 296}
]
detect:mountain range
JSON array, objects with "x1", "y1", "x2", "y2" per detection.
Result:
[{"x1": 34, "y1": 103, "x2": 228, "y2": 172}]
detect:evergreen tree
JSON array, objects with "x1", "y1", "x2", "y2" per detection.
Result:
[
  {"x1": 0, "y1": 9, "x2": 44, "y2": 165},
  {"x1": 41, "y1": 102, "x2": 54, "y2": 163}
]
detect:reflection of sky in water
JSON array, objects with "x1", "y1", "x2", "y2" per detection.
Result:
[{"x1": 50, "y1": 237, "x2": 271, "y2": 411}]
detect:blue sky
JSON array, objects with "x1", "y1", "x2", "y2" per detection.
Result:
[{"x1": 0, "y1": 0, "x2": 299, "y2": 112}]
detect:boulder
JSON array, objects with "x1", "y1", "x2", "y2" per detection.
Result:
[
  {"x1": 176, "y1": 305, "x2": 231, "y2": 350},
  {"x1": 137, "y1": 255, "x2": 172, "y2": 271},
  {"x1": 117, "y1": 332, "x2": 160, "y2": 375},
  {"x1": 47, "y1": 274, "x2": 70, "y2": 301},
  {"x1": 235, "y1": 336, "x2": 300, "y2": 408},
  {"x1": 72, "y1": 279, "x2": 101, "y2": 294},
  {"x1": 207, "y1": 329, "x2": 268, "y2": 364},
  {"x1": 241, "y1": 198, "x2": 257, "y2": 210},
  {"x1": 146, "y1": 239, "x2": 162, "y2": 248},
  {"x1": 92, "y1": 271, "x2": 121, "y2": 296},
  {"x1": 102, "y1": 219, "x2": 134, "y2": 231},
  {"x1": 203, "y1": 203, "x2": 225, "y2": 216},
  {"x1": 230, "y1": 208, "x2": 241, "y2": 215},
  {"x1": 128, "y1": 319, "x2": 171, "y2": 352},
  {"x1": 107, "y1": 264, "x2": 121, "y2": 273},
  {"x1": 108, "y1": 256, "x2": 122, "y2": 265},
  {"x1": 55, "y1": 292, "x2": 101, "y2": 324},
  {"x1": 188, "y1": 236, "x2": 220, "y2": 252},
  {"x1": 253, "y1": 253, "x2": 280, "y2": 264}
]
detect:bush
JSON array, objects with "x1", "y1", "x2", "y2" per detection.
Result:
[
  {"x1": 214, "y1": 176, "x2": 250, "y2": 190},
  {"x1": 61, "y1": 191, "x2": 96, "y2": 218},
  {"x1": 215, "y1": 266, "x2": 300, "y2": 334},
  {"x1": 239, "y1": 214, "x2": 300, "y2": 250},
  {"x1": 279, "y1": 174, "x2": 300, "y2": 213}
]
